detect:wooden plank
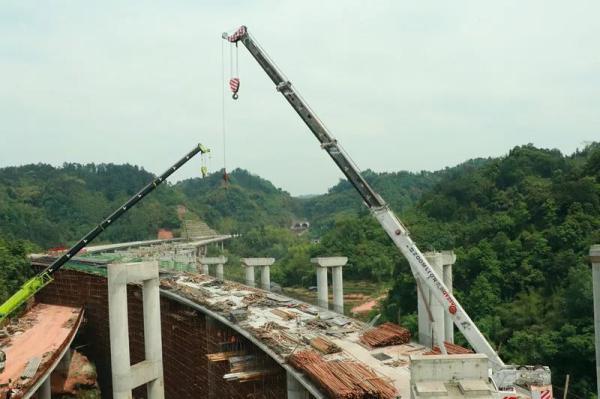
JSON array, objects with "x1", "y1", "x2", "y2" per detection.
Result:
[{"x1": 20, "y1": 357, "x2": 41, "y2": 380}]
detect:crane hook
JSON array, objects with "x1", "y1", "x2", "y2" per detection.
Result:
[{"x1": 229, "y1": 77, "x2": 240, "y2": 100}]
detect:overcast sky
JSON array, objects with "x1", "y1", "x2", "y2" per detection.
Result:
[{"x1": 1, "y1": 1, "x2": 599, "y2": 195}]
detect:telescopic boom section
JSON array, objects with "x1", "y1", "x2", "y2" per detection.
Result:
[
  {"x1": 0, "y1": 143, "x2": 210, "y2": 322},
  {"x1": 46, "y1": 143, "x2": 210, "y2": 274},
  {"x1": 224, "y1": 26, "x2": 506, "y2": 370},
  {"x1": 224, "y1": 27, "x2": 384, "y2": 209}
]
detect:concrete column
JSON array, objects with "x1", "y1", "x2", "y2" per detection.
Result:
[
  {"x1": 108, "y1": 261, "x2": 165, "y2": 399},
  {"x1": 200, "y1": 256, "x2": 227, "y2": 279},
  {"x1": 316, "y1": 266, "x2": 328, "y2": 309},
  {"x1": 244, "y1": 265, "x2": 255, "y2": 287},
  {"x1": 143, "y1": 271, "x2": 164, "y2": 398},
  {"x1": 591, "y1": 245, "x2": 600, "y2": 399},
  {"x1": 261, "y1": 265, "x2": 271, "y2": 291},
  {"x1": 332, "y1": 266, "x2": 344, "y2": 314},
  {"x1": 38, "y1": 377, "x2": 51, "y2": 399},
  {"x1": 287, "y1": 371, "x2": 309, "y2": 399},
  {"x1": 420, "y1": 252, "x2": 445, "y2": 350},
  {"x1": 441, "y1": 250, "x2": 456, "y2": 344},
  {"x1": 206, "y1": 315, "x2": 216, "y2": 399},
  {"x1": 58, "y1": 347, "x2": 72, "y2": 375},
  {"x1": 108, "y1": 264, "x2": 131, "y2": 399},
  {"x1": 417, "y1": 278, "x2": 431, "y2": 346},
  {"x1": 311, "y1": 257, "x2": 348, "y2": 312},
  {"x1": 241, "y1": 258, "x2": 275, "y2": 290}
]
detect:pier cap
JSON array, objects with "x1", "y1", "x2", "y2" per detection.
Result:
[{"x1": 311, "y1": 257, "x2": 348, "y2": 268}]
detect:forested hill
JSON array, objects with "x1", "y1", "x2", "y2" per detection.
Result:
[
  {"x1": 0, "y1": 161, "x2": 476, "y2": 249},
  {"x1": 0, "y1": 163, "x2": 183, "y2": 248},
  {"x1": 175, "y1": 168, "x2": 300, "y2": 233},
  {"x1": 0, "y1": 144, "x2": 599, "y2": 395},
  {"x1": 300, "y1": 159, "x2": 490, "y2": 234},
  {"x1": 383, "y1": 143, "x2": 600, "y2": 396}
]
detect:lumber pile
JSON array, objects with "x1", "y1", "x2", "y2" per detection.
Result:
[
  {"x1": 229, "y1": 355, "x2": 258, "y2": 373},
  {"x1": 224, "y1": 354, "x2": 280, "y2": 383},
  {"x1": 359, "y1": 322, "x2": 411, "y2": 348},
  {"x1": 206, "y1": 351, "x2": 245, "y2": 362},
  {"x1": 271, "y1": 308, "x2": 296, "y2": 320},
  {"x1": 310, "y1": 336, "x2": 341, "y2": 354},
  {"x1": 248, "y1": 325, "x2": 301, "y2": 353},
  {"x1": 289, "y1": 350, "x2": 396, "y2": 399},
  {"x1": 224, "y1": 369, "x2": 279, "y2": 382},
  {"x1": 424, "y1": 341, "x2": 473, "y2": 355}
]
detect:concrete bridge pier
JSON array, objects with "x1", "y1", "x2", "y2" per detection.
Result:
[
  {"x1": 244, "y1": 264, "x2": 256, "y2": 287},
  {"x1": 311, "y1": 257, "x2": 348, "y2": 313},
  {"x1": 241, "y1": 258, "x2": 275, "y2": 290},
  {"x1": 199, "y1": 256, "x2": 227, "y2": 280},
  {"x1": 419, "y1": 251, "x2": 456, "y2": 349},
  {"x1": 441, "y1": 250, "x2": 456, "y2": 344},
  {"x1": 38, "y1": 377, "x2": 51, "y2": 399},
  {"x1": 108, "y1": 261, "x2": 165, "y2": 399},
  {"x1": 287, "y1": 371, "x2": 309, "y2": 399}
]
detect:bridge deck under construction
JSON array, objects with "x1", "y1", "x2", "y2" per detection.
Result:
[
  {"x1": 0, "y1": 304, "x2": 83, "y2": 398},
  {"x1": 161, "y1": 272, "x2": 431, "y2": 398}
]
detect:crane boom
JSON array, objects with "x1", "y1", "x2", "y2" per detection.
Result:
[
  {"x1": 0, "y1": 143, "x2": 210, "y2": 322},
  {"x1": 224, "y1": 26, "x2": 505, "y2": 369}
]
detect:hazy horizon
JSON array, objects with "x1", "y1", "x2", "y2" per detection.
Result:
[
  {"x1": 0, "y1": 141, "x2": 592, "y2": 197},
  {"x1": 2, "y1": 1, "x2": 599, "y2": 195}
]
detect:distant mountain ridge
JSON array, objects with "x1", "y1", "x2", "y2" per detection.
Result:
[{"x1": 1, "y1": 145, "x2": 595, "y2": 248}]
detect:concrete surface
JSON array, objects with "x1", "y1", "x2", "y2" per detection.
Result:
[{"x1": 108, "y1": 261, "x2": 164, "y2": 399}]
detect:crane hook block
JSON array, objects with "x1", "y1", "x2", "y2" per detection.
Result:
[
  {"x1": 226, "y1": 26, "x2": 247, "y2": 43},
  {"x1": 230, "y1": 77, "x2": 240, "y2": 100}
]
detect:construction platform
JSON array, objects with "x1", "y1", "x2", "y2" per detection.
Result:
[
  {"x1": 0, "y1": 303, "x2": 83, "y2": 398},
  {"x1": 160, "y1": 272, "x2": 486, "y2": 399}
]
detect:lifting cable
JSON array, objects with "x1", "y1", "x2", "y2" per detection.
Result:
[
  {"x1": 221, "y1": 38, "x2": 229, "y2": 183},
  {"x1": 220, "y1": 27, "x2": 243, "y2": 184}
]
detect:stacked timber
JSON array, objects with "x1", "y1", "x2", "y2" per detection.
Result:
[
  {"x1": 288, "y1": 350, "x2": 396, "y2": 399},
  {"x1": 310, "y1": 336, "x2": 341, "y2": 354},
  {"x1": 271, "y1": 308, "x2": 296, "y2": 320},
  {"x1": 424, "y1": 341, "x2": 473, "y2": 355},
  {"x1": 224, "y1": 354, "x2": 279, "y2": 382},
  {"x1": 359, "y1": 322, "x2": 411, "y2": 348},
  {"x1": 206, "y1": 351, "x2": 245, "y2": 362},
  {"x1": 223, "y1": 369, "x2": 279, "y2": 382}
]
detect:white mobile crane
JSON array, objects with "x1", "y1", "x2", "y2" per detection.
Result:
[{"x1": 223, "y1": 26, "x2": 552, "y2": 397}]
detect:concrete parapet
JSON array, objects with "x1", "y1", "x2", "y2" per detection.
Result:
[
  {"x1": 410, "y1": 354, "x2": 496, "y2": 398},
  {"x1": 410, "y1": 354, "x2": 489, "y2": 381}
]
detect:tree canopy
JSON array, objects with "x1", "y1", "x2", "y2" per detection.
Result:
[{"x1": 0, "y1": 143, "x2": 598, "y2": 396}]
